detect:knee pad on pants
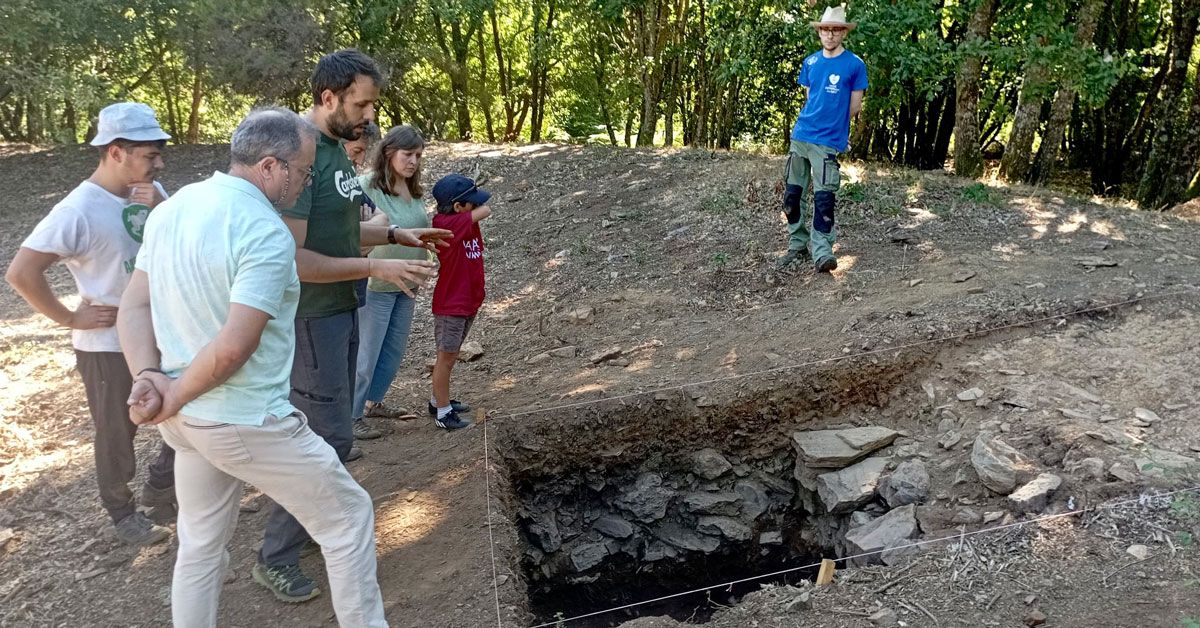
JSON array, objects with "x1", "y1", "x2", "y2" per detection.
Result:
[
  {"x1": 813, "y1": 191, "x2": 836, "y2": 234},
  {"x1": 783, "y1": 184, "x2": 804, "y2": 225}
]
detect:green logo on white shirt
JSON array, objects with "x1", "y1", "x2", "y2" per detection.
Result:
[{"x1": 123, "y1": 203, "x2": 151, "y2": 243}]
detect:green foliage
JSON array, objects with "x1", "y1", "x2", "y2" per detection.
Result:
[
  {"x1": 700, "y1": 188, "x2": 741, "y2": 215},
  {"x1": 1180, "y1": 618, "x2": 1200, "y2": 628},
  {"x1": 1170, "y1": 494, "x2": 1200, "y2": 522},
  {"x1": 961, "y1": 182, "x2": 996, "y2": 205},
  {"x1": 842, "y1": 181, "x2": 866, "y2": 202}
]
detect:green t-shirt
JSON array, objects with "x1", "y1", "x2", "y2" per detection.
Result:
[
  {"x1": 360, "y1": 172, "x2": 434, "y2": 293},
  {"x1": 281, "y1": 133, "x2": 362, "y2": 318}
]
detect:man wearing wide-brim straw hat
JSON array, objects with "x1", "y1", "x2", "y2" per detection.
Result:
[{"x1": 777, "y1": 4, "x2": 867, "y2": 272}]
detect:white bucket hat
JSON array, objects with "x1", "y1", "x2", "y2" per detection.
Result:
[
  {"x1": 89, "y1": 102, "x2": 172, "y2": 146},
  {"x1": 811, "y1": 5, "x2": 857, "y2": 31}
]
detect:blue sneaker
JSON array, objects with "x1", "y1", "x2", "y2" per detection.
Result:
[
  {"x1": 434, "y1": 409, "x2": 472, "y2": 430},
  {"x1": 428, "y1": 399, "x2": 472, "y2": 416}
]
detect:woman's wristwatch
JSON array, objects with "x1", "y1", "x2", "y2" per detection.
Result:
[{"x1": 387, "y1": 225, "x2": 398, "y2": 244}]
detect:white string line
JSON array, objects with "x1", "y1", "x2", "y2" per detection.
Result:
[
  {"x1": 491, "y1": 288, "x2": 1193, "y2": 422},
  {"x1": 527, "y1": 484, "x2": 1200, "y2": 628},
  {"x1": 483, "y1": 415, "x2": 505, "y2": 628}
]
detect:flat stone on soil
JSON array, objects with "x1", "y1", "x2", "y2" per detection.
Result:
[
  {"x1": 682, "y1": 491, "x2": 742, "y2": 516},
  {"x1": 692, "y1": 448, "x2": 733, "y2": 480},
  {"x1": 971, "y1": 433, "x2": 1036, "y2": 494},
  {"x1": 697, "y1": 516, "x2": 752, "y2": 541},
  {"x1": 1008, "y1": 473, "x2": 1063, "y2": 513},
  {"x1": 593, "y1": 515, "x2": 634, "y2": 539},
  {"x1": 792, "y1": 426, "x2": 900, "y2": 468},
  {"x1": 880, "y1": 459, "x2": 931, "y2": 507},
  {"x1": 957, "y1": 387, "x2": 984, "y2": 401},
  {"x1": 844, "y1": 504, "x2": 919, "y2": 566},
  {"x1": 1134, "y1": 407, "x2": 1161, "y2": 423},
  {"x1": 589, "y1": 346, "x2": 623, "y2": 364},
  {"x1": 569, "y1": 542, "x2": 608, "y2": 572},
  {"x1": 548, "y1": 345, "x2": 578, "y2": 358},
  {"x1": 815, "y1": 457, "x2": 890, "y2": 513},
  {"x1": 652, "y1": 523, "x2": 720, "y2": 553}
]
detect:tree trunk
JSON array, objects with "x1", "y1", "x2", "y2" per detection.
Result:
[
  {"x1": 999, "y1": 56, "x2": 1051, "y2": 182},
  {"x1": 953, "y1": 0, "x2": 1000, "y2": 177},
  {"x1": 63, "y1": 98, "x2": 78, "y2": 143},
  {"x1": 477, "y1": 26, "x2": 496, "y2": 143},
  {"x1": 1135, "y1": 0, "x2": 1200, "y2": 204},
  {"x1": 490, "y1": 9, "x2": 518, "y2": 141},
  {"x1": 1030, "y1": 0, "x2": 1102, "y2": 184},
  {"x1": 186, "y1": 71, "x2": 203, "y2": 144}
]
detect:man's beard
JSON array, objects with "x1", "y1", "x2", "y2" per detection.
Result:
[{"x1": 328, "y1": 104, "x2": 364, "y2": 141}]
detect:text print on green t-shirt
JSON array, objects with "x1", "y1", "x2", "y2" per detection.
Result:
[{"x1": 281, "y1": 133, "x2": 364, "y2": 318}]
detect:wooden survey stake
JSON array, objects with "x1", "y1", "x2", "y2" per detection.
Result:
[{"x1": 816, "y1": 558, "x2": 836, "y2": 585}]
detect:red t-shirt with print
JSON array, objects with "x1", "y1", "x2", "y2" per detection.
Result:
[{"x1": 431, "y1": 211, "x2": 485, "y2": 316}]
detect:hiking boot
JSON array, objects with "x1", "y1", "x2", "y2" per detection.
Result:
[
  {"x1": 345, "y1": 446, "x2": 364, "y2": 462},
  {"x1": 775, "y1": 249, "x2": 811, "y2": 268},
  {"x1": 251, "y1": 563, "x2": 320, "y2": 603},
  {"x1": 364, "y1": 400, "x2": 416, "y2": 420},
  {"x1": 434, "y1": 409, "x2": 472, "y2": 430},
  {"x1": 140, "y1": 483, "x2": 177, "y2": 524},
  {"x1": 428, "y1": 400, "x2": 471, "y2": 416},
  {"x1": 113, "y1": 511, "x2": 171, "y2": 547},
  {"x1": 815, "y1": 255, "x2": 838, "y2": 273},
  {"x1": 352, "y1": 419, "x2": 384, "y2": 440}
]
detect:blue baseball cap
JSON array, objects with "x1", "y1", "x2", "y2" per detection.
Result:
[{"x1": 432, "y1": 174, "x2": 491, "y2": 208}]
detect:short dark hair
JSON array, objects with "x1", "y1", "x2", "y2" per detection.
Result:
[
  {"x1": 97, "y1": 138, "x2": 167, "y2": 161},
  {"x1": 310, "y1": 49, "x2": 384, "y2": 106}
]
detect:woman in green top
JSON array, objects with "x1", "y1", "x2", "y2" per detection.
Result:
[{"x1": 353, "y1": 125, "x2": 432, "y2": 421}]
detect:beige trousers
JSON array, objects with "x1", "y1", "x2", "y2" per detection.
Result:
[{"x1": 157, "y1": 412, "x2": 387, "y2": 628}]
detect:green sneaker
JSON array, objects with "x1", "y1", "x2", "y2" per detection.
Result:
[{"x1": 252, "y1": 563, "x2": 321, "y2": 603}]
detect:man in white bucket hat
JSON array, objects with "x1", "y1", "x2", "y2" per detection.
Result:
[
  {"x1": 5, "y1": 102, "x2": 177, "y2": 545},
  {"x1": 778, "y1": 4, "x2": 868, "y2": 272}
]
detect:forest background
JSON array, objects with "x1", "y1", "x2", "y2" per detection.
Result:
[{"x1": 3, "y1": 0, "x2": 1200, "y2": 209}]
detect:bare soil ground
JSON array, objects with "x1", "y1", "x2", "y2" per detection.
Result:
[{"x1": 2, "y1": 142, "x2": 1199, "y2": 628}]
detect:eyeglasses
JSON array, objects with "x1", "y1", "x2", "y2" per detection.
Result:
[
  {"x1": 279, "y1": 159, "x2": 314, "y2": 187},
  {"x1": 819, "y1": 27, "x2": 847, "y2": 35}
]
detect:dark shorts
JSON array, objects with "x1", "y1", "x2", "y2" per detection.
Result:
[{"x1": 434, "y1": 315, "x2": 475, "y2": 353}]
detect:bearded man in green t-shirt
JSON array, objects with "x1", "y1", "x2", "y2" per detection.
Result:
[{"x1": 255, "y1": 48, "x2": 451, "y2": 605}]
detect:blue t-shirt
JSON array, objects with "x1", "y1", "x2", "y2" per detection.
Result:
[
  {"x1": 136, "y1": 172, "x2": 300, "y2": 426},
  {"x1": 791, "y1": 49, "x2": 869, "y2": 152}
]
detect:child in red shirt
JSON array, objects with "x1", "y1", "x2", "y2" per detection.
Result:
[{"x1": 428, "y1": 174, "x2": 492, "y2": 430}]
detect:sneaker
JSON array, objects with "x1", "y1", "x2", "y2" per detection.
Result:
[
  {"x1": 113, "y1": 511, "x2": 171, "y2": 546},
  {"x1": 775, "y1": 249, "x2": 811, "y2": 268},
  {"x1": 815, "y1": 255, "x2": 838, "y2": 273},
  {"x1": 427, "y1": 400, "x2": 472, "y2": 416},
  {"x1": 434, "y1": 409, "x2": 473, "y2": 430},
  {"x1": 364, "y1": 400, "x2": 416, "y2": 420},
  {"x1": 352, "y1": 419, "x2": 384, "y2": 440},
  {"x1": 345, "y1": 446, "x2": 364, "y2": 462},
  {"x1": 140, "y1": 483, "x2": 177, "y2": 524},
  {"x1": 252, "y1": 563, "x2": 321, "y2": 603}
]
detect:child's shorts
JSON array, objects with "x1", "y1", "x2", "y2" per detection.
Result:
[{"x1": 434, "y1": 315, "x2": 475, "y2": 353}]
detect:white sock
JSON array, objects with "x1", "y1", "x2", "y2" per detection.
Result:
[{"x1": 437, "y1": 405, "x2": 453, "y2": 419}]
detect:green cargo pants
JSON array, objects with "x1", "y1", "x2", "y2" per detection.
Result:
[{"x1": 784, "y1": 140, "x2": 840, "y2": 261}]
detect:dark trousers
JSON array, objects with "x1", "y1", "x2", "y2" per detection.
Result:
[
  {"x1": 260, "y1": 310, "x2": 359, "y2": 567},
  {"x1": 76, "y1": 350, "x2": 175, "y2": 523}
]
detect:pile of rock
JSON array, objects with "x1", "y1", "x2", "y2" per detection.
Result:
[
  {"x1": 791, "y1": 426, "x2": 929, "y2": 565},
  {"x1": 971, "y1": 432, "x2": 1063, "y2": 513}
]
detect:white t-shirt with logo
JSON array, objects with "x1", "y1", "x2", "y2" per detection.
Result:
[{"x1": 22, "y1": 180, "x2": 168, "y2": 353}]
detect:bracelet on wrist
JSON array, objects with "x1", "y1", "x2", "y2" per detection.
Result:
[
  {"x1": 137, "y1": 367, "x2": 165, "y2": 378},
  {"x1": 387, "y1": 225, "x2": 398, "y2": 245}
]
